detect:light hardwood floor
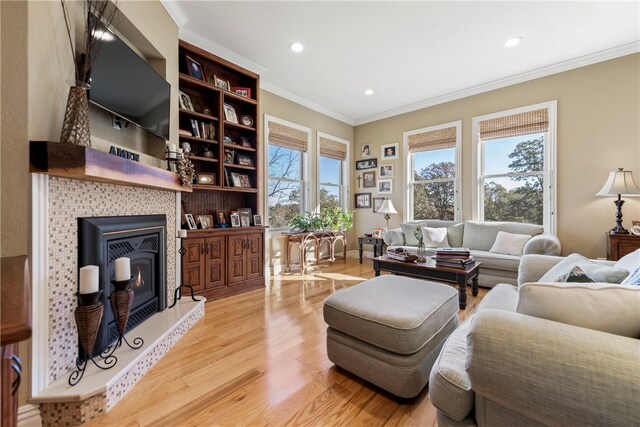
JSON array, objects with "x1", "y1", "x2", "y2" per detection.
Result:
[{"x1": 87, "y1": 257, "x2": 487, "y2": 427}]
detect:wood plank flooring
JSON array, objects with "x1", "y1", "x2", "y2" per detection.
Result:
[{"x1": 86, "y1": 257, "x2": 487, "y2": 427}]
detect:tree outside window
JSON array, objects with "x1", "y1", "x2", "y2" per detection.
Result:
[
  {"x1": 268, "y1": 145, "x2": 303, "y2": 228},
  {"x1": 411, "y1": 148, "x2": 456, "y2": 220},
  {"x1": 319, "y1": 156, "x2": 342, "y2": 212}
]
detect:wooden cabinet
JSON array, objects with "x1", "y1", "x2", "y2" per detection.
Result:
[
  {"x1": 182, "y1": 228, "x2": 265, "y2": 301},
  {"x1": 607, "y1": 233, "x2": 640, "y2": 260}
]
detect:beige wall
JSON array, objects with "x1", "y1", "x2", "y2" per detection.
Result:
[
  {"x1": 260, "y1": 90, "x2": 356, "y2": 270},
  {"x1": 354, "y1": 54, "x2": 640, "y2": 259}
]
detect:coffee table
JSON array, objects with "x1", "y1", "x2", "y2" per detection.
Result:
[{"x1": 372, "y1": 255, "x2": 481, "y2": 309}]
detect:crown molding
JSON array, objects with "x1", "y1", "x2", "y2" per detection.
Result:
[
  {"x1": 179, "y1": 28, "x2": 268, "y2": 75},
  {"x1": 261, "y1": 81, "x2": 356, "y2": 126},
  {"x1": 160, "y1": 0, "x2": 188, "y2": 28},
  {"x1": 354, "y1": 42, "x2": 640, "y2": 126}
]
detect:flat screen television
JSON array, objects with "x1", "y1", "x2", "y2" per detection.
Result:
[{"x1": 89, "y1": 20, "x2": 170, "y2": 140}]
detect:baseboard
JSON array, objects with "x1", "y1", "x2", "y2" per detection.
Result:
[{"x1": 18, "y1": 404, "x2": 42, "y2": 427}]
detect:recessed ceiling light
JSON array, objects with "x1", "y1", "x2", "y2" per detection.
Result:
[
  {"x1": 504, "y1": 37, "x2": 523, "y2": 48},
  {"x1": 364, "y1": 89, "x2": 374, "y2": 96},
  {"x1": 290, "y1": 42, "x2": 304, "y2": 53}
]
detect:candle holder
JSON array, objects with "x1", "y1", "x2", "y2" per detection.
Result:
[
  {"x1": 102, "y1": 278, "x2": 144, "y2": 357},
  {"x1": 68, "y1": 290, "x2": 118, "y2": 386}
]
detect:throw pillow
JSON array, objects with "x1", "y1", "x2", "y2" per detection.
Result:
[
  {"x1": 621, "y1": 265, "x2": 640, "y2": 286},
  {"x1": 614, "y1": 248, "x2": 640, "y2": 273},
  {"x1": 555, "y1": 265, "x2": 594, "y2": 283},
  {"x1": 516, "y1": 282, "x2": 640, "y2": 338},
  {"x1": 489, "y1": 231, "x2": 531, "y2": 256},
  {"x1": 539, "y1": 253, "x2": 629, "y2": 284},
  {"x1": 421, "y1": 227, "x2": 449, "y2": 248},
  {"x1": 400, "y1": 223, "x2": 421, "y2": 246}
]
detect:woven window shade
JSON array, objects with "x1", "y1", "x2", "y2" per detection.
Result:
[
  {"x1": 268, "y1": 121, "x2": 308, "y2": 152},
  {"x1": 479, "y1": 108, "x2": 549, "y2": 140},
  {"x1": 319, "y1": 137, "x2": 347, "y2": 160},
  {"x1": 408, "y1": 127, "x2": 456, "y2": 153}
]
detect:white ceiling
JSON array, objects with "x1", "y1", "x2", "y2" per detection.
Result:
[{"x1": 166, "y1": 1, "x2": 640, "y2": 125}]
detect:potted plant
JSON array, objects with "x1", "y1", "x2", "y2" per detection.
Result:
[
  {"x1": 321, "y1": 207, "x2": 354, "y2": 233},
  {"x1": 288, "y1": 212, "x2": 324, "y2": 233}
]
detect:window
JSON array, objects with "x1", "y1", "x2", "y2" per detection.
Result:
[
  {"x1": 265, "y1": 116, "x2": 310, "y2": 229},
  {"x1": 317, "y1": 132, "x2": 349, "y2": 212},
  {"x1": 403, "y1": 121, "x2": 461, "y2": 221},
  {"x1": 472, "y1": 101, "x2": 556, "y2": 233}
]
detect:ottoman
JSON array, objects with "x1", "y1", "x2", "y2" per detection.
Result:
[{"x1": 323, "y1": 275, "x2": 459, "y2": 398}]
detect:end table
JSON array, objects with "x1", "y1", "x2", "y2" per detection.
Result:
[{"x1": 359, "y1": 236, "x2": 386, "y2": 263}]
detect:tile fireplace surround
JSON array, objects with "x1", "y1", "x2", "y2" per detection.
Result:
[{"x1": 29, "y1": 175, "x2": 205, "y2": 425}]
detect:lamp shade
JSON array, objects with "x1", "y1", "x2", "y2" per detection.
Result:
[
  {"x1": 378, "y1": 199, "x2": 398, "y2": 214},
  {"x1": 596, "y1": 168, "x2": 640, "y2": 196}
]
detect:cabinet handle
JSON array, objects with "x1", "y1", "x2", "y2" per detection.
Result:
[
  {"x1": 200, "y1": 244, "x2": 204, "y2": 254},
  {"x1": 206, "y1": 244, "x2": 210, "y2": 254},
  {"x1": 10, "y1": 354, "x2": 22, "y2": 395}
]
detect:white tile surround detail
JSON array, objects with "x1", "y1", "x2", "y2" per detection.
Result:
[{"x1": 29, "y1": 175, "x2": 201, "y2": 425}]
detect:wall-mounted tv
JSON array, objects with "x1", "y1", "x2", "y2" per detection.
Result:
[{"x1": 89, "y1": 19, "x2": 170, "y2": 140}]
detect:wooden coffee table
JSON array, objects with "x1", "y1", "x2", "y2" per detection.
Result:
[{"x1": 372, "y1": 255, "x2": 481, "y2": 309}]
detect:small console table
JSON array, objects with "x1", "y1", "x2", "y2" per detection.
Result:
[
  {"x1": 358, "y1": 236, "x2": 386, "y2": 263},
  {"x1": 285, "y1": 231, "x2": 347, "y2": 273}
]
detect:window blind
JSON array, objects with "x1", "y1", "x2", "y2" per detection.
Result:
[
  {"x1": 319, "y1": 136, "x2": 347, "y2": 160},
  {"x1": 408, "y1": 126, "x2": 456, "y2": 153},
  {"x1": 267, "y1": 121, "x2": 308, "y2": 152},
  {"x1": 479, "y1": 108, "x2": 549, "y2": 140}
]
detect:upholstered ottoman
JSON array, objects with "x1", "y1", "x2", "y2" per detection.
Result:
[{"x1": 323, "y1": 275, "x2": 459, "y2": 398}]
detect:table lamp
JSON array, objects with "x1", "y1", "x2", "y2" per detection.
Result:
[
  {"x1": 378, "y1": 199, "x2": 398, "y2": 230},
  {"x1": 595, "y1": 168, "x2": 640, "y2": 234}
]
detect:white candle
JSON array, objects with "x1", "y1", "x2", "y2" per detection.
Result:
[
  {"x1": 177, "y1": 229, "x2": 187, "y2": 238},
  {"x1": 168, "y1": 143, "x2": 177, "y2": 159},
  {"x1": 114, "y1": 257, "x2": 131, "y2": 281},
  {"x1": 79, "y1": 265, "x2": 99, "y2": 294}
]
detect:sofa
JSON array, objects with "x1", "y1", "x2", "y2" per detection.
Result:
[
  {"x1": 429, "y1": 252, "x2": 640, "y2": 426},
  {"x1": 384, "y1": 220, "x2": 561, "y2": 287}
]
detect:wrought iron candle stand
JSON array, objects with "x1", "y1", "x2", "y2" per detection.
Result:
[
  {"x1": 101, "y1": 278, "x2": 144, "y2": 358},
  {"x1": 168, "y1": 238, "x2": 201, "y2": 308},
  {"x1": 68, "y1": 290, "x2": 118, "y2": 386}
]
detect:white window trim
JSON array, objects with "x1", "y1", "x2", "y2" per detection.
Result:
[
  {"x1": 316, "y1": 131, "x2": 350, "y2": 213},
  {"x1": 402, "y1": 120, "x2": 462, "y2": 222},
  {"x1": 264, "y1": 114, "x2": 311, "y2": 232},
  {"x1": 471, "y1": 100, "x2": 557, "y2": 234}
]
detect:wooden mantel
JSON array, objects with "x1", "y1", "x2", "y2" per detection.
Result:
[{"x1": 29, "y1": 141, "x2": 191, "y2": 193}]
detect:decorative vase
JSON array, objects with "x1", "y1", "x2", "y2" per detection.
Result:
[
  {"x1": 60, "y1": 82, "x2": 91, "y2": 146},
  {"x1": 417, "y1": 242, "x2": 427, "y2": 262},
  {"x1": 110, "y1": 279, "x2": 134, "y2": 336},
  {"x1": 74, "y1": 290, "x2": 104, "y2": 359}
]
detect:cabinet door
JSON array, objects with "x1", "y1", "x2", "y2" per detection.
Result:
[
  {"x1": 246, "y1": 232, "x2": 264, "y2": 280},
  {"x1": 204, "y1": 236, "x2": 225, "y2": 290},
  {"x1": 227, "y1": 234, "x2": 247, "y2": 284},
  {"x1": 183, "y1": 238, "x2": 205, "y2": 292}
]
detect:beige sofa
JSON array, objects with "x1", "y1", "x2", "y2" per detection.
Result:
[
  {"x1": 429, "y1": 254, "x2": 640, "y2": 426},
  {"x1": 383, "y1": 220, "x2": 561, "y2": 287}
]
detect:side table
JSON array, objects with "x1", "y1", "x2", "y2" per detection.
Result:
[
  {"x1": 359, "y1": 236, "x2": 386, "y2": 263},
  {"x1": 607, "y1": 233, "x2": 640, "y2": 261}
]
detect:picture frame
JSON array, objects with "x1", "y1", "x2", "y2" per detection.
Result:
[
  {"x1": 238, "y1": 208, "x2": 253, "y2": 225},
  {"x1": 216, "y1": 211, "x2": 228, "y2": 228},
  {"x1": 184, "y1": 213, "x2": 197, "y2": 230},
  {"x1": 236, "y1": 154, "x2": 254, "y2": 166},
  {"x1": 361, "y1": 144, "x2": 372, "y2": 158},
  {"x1": 239, "y1": 212, "x2": 251, "y2": 227},
  {"x1": 197, "y1": 215, "x2": 213, "y2": 229},
  {"x1": 186, "y1": 56, "x2": 204, "y2": 81},
  {"x1": 231, "y1": 172, "x2": 242, "y2": 187},
  {"x1": 253, "y1": 215, "x2": 262, "y2": 226},
  {"x1": 234, "y1": 87, "x2": 251, "y2": 98},
  {"x1": 381, "y1": 143, "x2": 399, "y2": 160},
  {"x1": 214, "y1": 75, "x2": 231, "y2": 91},
  {"x1": 372, "y1": 227, "x2": 384, "y2": 238},
  {"x1": 240, "y1": 115, "x2": 254, "y2": 127},
  {"x1": 197, "y1": 173, "x2": 216, "y2": 185},
  {"x1": 240, "y1": 137, "x2": 252, "y2": 148},
  {"x1": 355, "y1": 193, "x2": 372, "y2": 209},
  {"x1": 178, "y1": 90, "x2": 194, "y2": 111},
  {"x1": 230, "y1": 212, "x2": 241, "y2": 227},
  {"x1": 223, "y1": 103, "x2": 238, "y2": 123},
  {"x1": 378, "y1": 178, "x2": 393, "y2": 194},
  {"x1": 224, "y1": 149, "x2": 235, "y2": 164},
  {"x1": 373, "y1": 197, "x2": 385, "y2": 213},
  {"x1": 355, "y1": 158, "x2": 378, "y2": 170},
  {"x1": 362, "y1": 171, "x2": 376, "y2": 188},
  {"x1": 240, "y1": 174, "x2": 251, "y2": 188},
  {"x1": 380, "y1": 164, "x2": 394, "y2": 177}
]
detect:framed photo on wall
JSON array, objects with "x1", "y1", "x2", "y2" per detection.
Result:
[
  {"x1": 356, "y1": 158, "x2": 377, "y2": 170},
  {"x1": 373, "y1": 197, "x2": 385, "y2": 213},
  {"x1": 355, "y1": 193, "x2": 372, "y2": 209},
  {"x1": 363, "y1": 171, "x2": 376, "y2": 188},
  {"x1": 361, "y1": 144, "x2": 372, "y2": 158},
  {"x1": 378, "y1": 179, "x2": 393, "y2": 194},
  {"x1": 380, "y1": 164, "x2": 394, "y2": 177},
  {"x1": 381, "y1": 143, "x2": 399, "y2": 160}
]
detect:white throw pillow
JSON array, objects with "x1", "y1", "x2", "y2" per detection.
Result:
[
  {"x1": 516, "y1": 282, "x2": 640, "y2": 338},
  {"x1": 539, "y1": 253, "x2": 629, "y2": 284},
  {"x1": 421, "y1": 227, "x2": 449, "y2": 248},
  {"x1": 489, "y1": 231, "x2": 531, "y2": 256},
  {"x1": 614, "y1": 248, "x2": 640, "y2": 273}
]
